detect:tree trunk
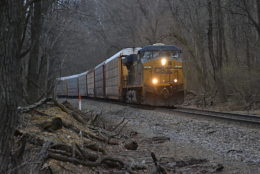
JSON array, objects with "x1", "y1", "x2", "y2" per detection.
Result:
[
  {"x1": 39, "y1": 53, "x2": 49, "y2": 98},
  {"x1": 256, "y1": 0, "x2": 260, "y2": 36},
  {"x1": 27, "y1": 1, "x2": 43, "y2": 103},
  {"x1": 207, "y1": 0, "x2": 227, "y2": 102},
  {"x1": 215, "y1": 0, "x2": 227, "y2": 102},
  {"x1": 256, "y1": 0, "x2": 260, "y2": 65},
  {"x1": 207, "y1": 0, "x2": 216, "y2": 79},
  {"x1": 0, "y1": 1, "x2": 22, "y2": 172}
]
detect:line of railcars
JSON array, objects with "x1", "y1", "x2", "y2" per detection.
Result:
[{"x1": 56, "y1": 44, "x2": 184, "y2": 105}]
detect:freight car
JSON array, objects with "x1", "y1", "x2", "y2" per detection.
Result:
[
  {"x1": 56, "y1": 44, "x2": 184, "y2": 106},
  {"x1": 56, "y1": 71, "x2": 88, "y2": 97}
]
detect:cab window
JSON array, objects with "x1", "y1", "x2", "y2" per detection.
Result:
[
  {"x1": 141, "y1": 51, "x2": 153, "y2": 62},
  {"x1": 141, "y1": 51, "x2": 182, "y2": 62},
  {"x1": 160, "y1": 51, "x2": 181, "y2": 61}
]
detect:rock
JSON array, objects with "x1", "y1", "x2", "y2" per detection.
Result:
[
  {"x1": 227, "y1": 149, "x2": 243, "y2": 154},
  {"x1": 175, "y1": 158, "x2": 208, "y2": 167},
  {"x1": 129, "y1": 131, "x2": 138, "y2": 137},
  {"x1": 124, "y1": 140, "x2": 138, "y2": 150},
  {"x1": 213, "y1": 163, "x2": 224, "y2": 172},
  {"x1": 165, "y1": 162, "x2": 177, "y2": 168},
  {"x1": 207, "y1": 130, "x2": 216, "y2": 134},
  {"x1": 151, "y1": 136, "x2": 170, "y2": 144}
]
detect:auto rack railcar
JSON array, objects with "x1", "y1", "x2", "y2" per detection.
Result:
[
  {"x1": 56, "y1": 72, "x2": 87, "y2": 97},
  {"x1": 94, "y1": 62, "x2": 105, "y2": 98},
  {"x1": 87, "y1": 69, "x2": 95, "y2": 97}
]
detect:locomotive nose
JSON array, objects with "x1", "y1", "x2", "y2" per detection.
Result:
[{"x1": 160, "y1": 88, "x2": 170, "y2": 99}]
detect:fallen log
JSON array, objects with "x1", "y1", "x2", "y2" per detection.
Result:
[
  {"x1": 83, "y1": 141, "x2": 106, "y2": 154},
  {"x1": 48, "y1": 153, "x2": 136, "y2": 174},
  {"x1": 18, "y1": 98, "x2": 52, "y2": 113},
  {"x1": 53, "y1": 100, "x2": 86, "y2": 124},
  {"x1": 63, "y1": 121, "x2": 119, "y2": 145},
  {"x1": 48, "y1": 152, "x2": 99, "y2": 167},
  {"x1": 48, "y1": 149, "x2": 72, "y2": 157},
  {"x1": 62, "y1": 101, "x2": 101, "y2": 125},
  {"x1": 38, "y1": 117, "x2": 63, "y2": 132},
  {"x1": 14, "y1": 130, "x2": 99, "y2": 162},
  {"x1": 62, "y1": 101, "x2": 88, "y2": 117},
  {"x1": 30, "y1": 109, "x2": 53, "y2": 117},
  {"x1": 50, "y1": 144, "x2": 98, "y2": 161}
]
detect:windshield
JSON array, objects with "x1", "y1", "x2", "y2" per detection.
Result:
[{"x1": 141, "y1": 51, "x2": 181, "y2": 63}]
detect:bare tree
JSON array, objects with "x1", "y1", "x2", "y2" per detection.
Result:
[
  {"x1": 0, "y1": 0, "x2": 63, "y2": 172},
  {"x1": 0, "y1": 1, "x2": 23, "y2": 172}
]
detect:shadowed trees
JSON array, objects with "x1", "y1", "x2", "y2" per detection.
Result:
[{"x1": 0, "y1": 0, "x2": 61, "y2": 172}]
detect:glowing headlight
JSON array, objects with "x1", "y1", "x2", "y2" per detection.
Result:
[
  {"x1": 152, "y1": 78, "x2": 158, "y2": 85},
  {"x1": 161, "y1": 58, "x2": 167, "y2": 66},
  {"x1": 174, "y1": 79, "x2": 178, "y2": 83}
]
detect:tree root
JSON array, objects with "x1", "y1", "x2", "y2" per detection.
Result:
[
  {"x1": 53, "y1": 100, "x2": 86, "y2": 124},
  {"x1": 48, "y1": 153, "x2": 136, "y2": 174},
  {"x1": 15, "y1": 99, "x2": 142, "y2": 173},
  {"x1": 62, "y1": 121, "x2": 119, "y2": 145},
  {"x1": 18, "y1": 98, "x2": 52, "y2": 113}
]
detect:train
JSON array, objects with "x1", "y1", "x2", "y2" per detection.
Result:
[{"x1": 56, "y1": 44, "x2": 184, "y2": 106}]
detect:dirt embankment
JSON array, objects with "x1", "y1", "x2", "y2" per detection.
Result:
[
  {"x1": 66, "y1": 99, "x2": 260, "y2": 174},
  {"x1": 11, "y1": 98, "x2": 238, "y2": 174}
]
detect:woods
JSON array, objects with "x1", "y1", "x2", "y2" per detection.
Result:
[
  {"x1": 71, "y1": 0, "x2": 260, "y2": 107},
  {"x1": 53, "y1": 0, "x2": 260, "y2": 108},
  {"x1": 0, "y1": 0, "x2": 60, "y2": 172},
  {"x1": 0, "y1": 0, "x2": 260, "y2": 173}
]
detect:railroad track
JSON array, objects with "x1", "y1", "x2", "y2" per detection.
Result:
[
  {"x1": 171, "y1": 107, "x2": 260, "y2": 126},
  {"x1": 127, "y1": 104, "x2": 260, "y2": 126},
  {"x1": 61, "y1": 97, "x2": 260, "y2": 126},
  {"x1": 100, "y1": 100, "x2": 260, "y2": 126}
]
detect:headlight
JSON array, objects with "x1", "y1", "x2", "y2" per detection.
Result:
[
  {"x1": 174, "y1": 78, "x2": 178, "y2": 83},
  {"x1": 161, "y1": 58, "x2": 167, "y2": 66},
  {"x1": 152, "y1": 78, "x2": 158, "y2": 85}
]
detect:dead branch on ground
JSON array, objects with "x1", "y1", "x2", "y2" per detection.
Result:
[{"x1": 18, "y1": 98, "x2": 52, "y2": 113}]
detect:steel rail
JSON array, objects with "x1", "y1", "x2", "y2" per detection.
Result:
[
  {"x1": 172, "y1": 107, "x2": 260, "y2": 126},
  {"x1": 60, "y1": 97, "x2": 260, "y2": 126}
]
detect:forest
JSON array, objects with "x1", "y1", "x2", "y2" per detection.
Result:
[{"x1": 0, "y1": 0, "x2": 259, "y2": 173}]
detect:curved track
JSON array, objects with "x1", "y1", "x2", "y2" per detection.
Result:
[
  {"x1": 108, "y1": 100, "x2": 260, "y2": 126},
  {"x1": 62, "y1": 97, "x2": 260, "y2": 126},
  {"x1": 170, "y1": 107, "x2": 260, "y2": 126}
]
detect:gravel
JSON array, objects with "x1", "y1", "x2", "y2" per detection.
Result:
[{"x1": 66, "y1": 99, "x2": 260, "y2": 173}]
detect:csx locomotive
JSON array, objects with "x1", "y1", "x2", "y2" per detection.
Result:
[{"x1": 56, "y1": 44, "x2": 184, "y2": 106}]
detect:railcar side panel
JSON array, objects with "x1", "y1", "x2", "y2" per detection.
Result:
[
  {"x1": 87, "y1": 70, "x2": 95, "y2": 97},
  {"x1": 56, "y1": 80, "x2": 68, "y2": 96},
  {"x1": 94, "y1": 64, "x2": 105, "y2": 98},
  {"x1": 105, "y1": 57, "x2": 122, "y2": 99},
  {"x1": 67, "y1": 78, "x2": 79, "y2": 96},
  {"x1": 78, "y1": 74, "x2": 87, "y2": 97}
]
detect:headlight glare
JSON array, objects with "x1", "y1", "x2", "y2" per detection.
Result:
[
  {"x1": 152, "y1": 78, "x2": 158, "y2": 85},
  {"x1": 161, "y1": 58, "x2": 167, "y2": 66}
]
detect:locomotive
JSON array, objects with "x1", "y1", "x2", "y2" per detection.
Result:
[{"x1": 56, "y1": 44, "x2": 184, "y2": 106}]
